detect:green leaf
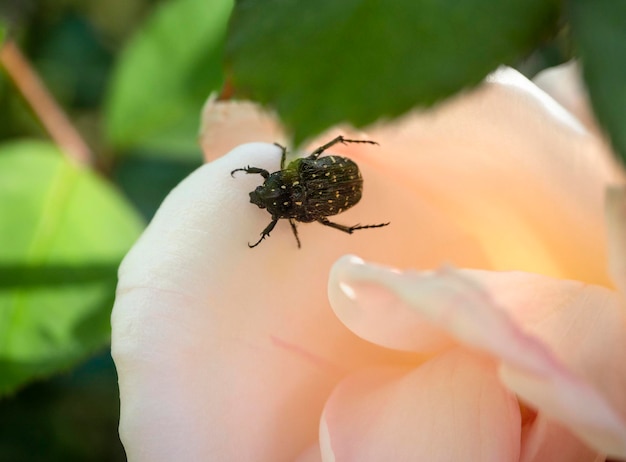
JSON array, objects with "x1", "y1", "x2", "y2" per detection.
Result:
[
  {"x1": 0, "y1": 141, "x2": 144, "y2": 394},
  {"x1": 568, "y1": 0, "x2": 626, "y2": 167},
  {"x1": 104, "y1": 0, "x2": 233, "y2": 155},
  {"x1": 226, "y1": 0, "x2": 560, "y2": 143}
]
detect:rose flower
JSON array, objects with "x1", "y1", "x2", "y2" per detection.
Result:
[{"x1": 112, "y1": 67, "x2": 626, "y2": 461}]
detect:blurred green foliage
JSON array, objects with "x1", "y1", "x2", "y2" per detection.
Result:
[
  {"x1": 225, "y1": 0, "x2": 625, "y2": 166},
  {"x1": 0, "y1": 141, "x2": 144, "y2": 395},
  {"x1": 227, "y1": 0, "x2": 561, "y2": 144},
  {"x1": 568, "y1": 0, "x2": 626, "y2": 167},
  {"x1": 105, "y1": 0, "x2": 232, "y2": 154},
  {"x1": 0, "y1": 0, "x2": 228, "y2": 459}
]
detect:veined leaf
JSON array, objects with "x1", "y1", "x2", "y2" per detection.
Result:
[
  {"x1": 0, "y1": 141, "x2": 144, "y2": 394},
  {"x1": 226, "y1": 0, "x2": 560, "y2": 143}
]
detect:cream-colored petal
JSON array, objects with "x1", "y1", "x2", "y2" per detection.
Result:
[
  {"x1": 320, "y1": 350, "x2": 520, "y2": 462},
  {"x1": 499, "y1": 365, "x2": 626, "y2": 459},
  {"x1": 341, "y1": 67, "x2": 618, "y2": 286},
  {"x1": 199, "y1": 95, "x2": 287, "y2": 161},
  {"x1": 329, "y1": 255, "x2": 454, "y2": 354},
  {"x1": 533, "y1": 61, "x2": 599, "y2": 134},
  {"x1": 112, "y1": 143, "x2": 430, "y2": 461},
  {"x1": 330, "y1": 256, "x2": 566, "y2": 371},
  {"x1": 520, "y1": 415, "x2": 602, "y2": 462},
  {"x1": 458, "y1": 269, "x2": 626, "y2": 458},
  {"x1": 606, "y1": 186, "x2": 626, "y2": 296},
  {"x1": 465, "y1": 270, "x2": 626, "y2": 426},
  {"x1": 294, "y1": 443, "x2": 323, "y2": 462}
]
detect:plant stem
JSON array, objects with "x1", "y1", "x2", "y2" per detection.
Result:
[{"x1": 0, "y1": 39, "x2": 93, "y2": 166}]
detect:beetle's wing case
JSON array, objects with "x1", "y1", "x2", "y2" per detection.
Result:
[{"x1": 299, "y1": 156, "x2": 363, "y2": 217}]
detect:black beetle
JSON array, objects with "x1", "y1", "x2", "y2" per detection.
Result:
[{"x1": 231, "y1": 135, "x2": 390, "y2": 248}]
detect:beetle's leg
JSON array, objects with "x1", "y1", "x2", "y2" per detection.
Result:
[
  {"x1": 308, "y1": 135, "x2": 379, "y2": 160},
  {"x1": 274, "y1": 143, "x2": 288, "y2": 170},
  {"x1": 288, "y1": 219, "x2": 301, "y2": 249},
  {"x1": 248, "y1": 218, "x2": 279, "y2": 248},
  {"x1": 317, "y1": 217, "x2": 390, "y2": 234},
  {"x1": 231, "y1": 166, "x2": 270, "y2": 179}
]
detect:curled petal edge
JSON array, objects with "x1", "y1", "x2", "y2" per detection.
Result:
[{"x1": 329, "y1": 255, "x2": 626, "y2": 457}]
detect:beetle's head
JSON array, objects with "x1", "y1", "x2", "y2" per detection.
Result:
[{"x1": 249, "y1": 183, "x2": 281, "y2": 209}]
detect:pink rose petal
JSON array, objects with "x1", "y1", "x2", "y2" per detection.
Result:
[
  {"x1": 112, "y1": 143, "x2": 446, "y2": 461},
  {"x1": 328, "y1": 255, "x2": 455, "y2": 354},
  {"x1": 294, "y1": 443, "x2": 323, "y2": 462},
  {"x1": 606, "y1": 186, "x2": 626, "y2": 296},
  {"x1": 199, "y1": 67, "x2": 618, "y2": 282},
  {"x1": 199, "y1": 96, "x2": 286, "y2": 162},
  {"x1": 533, "y1": 61, "x2": 599, "y2": 134},
  {"x1": 201, "y1": 101, "x2": 491, "y2": 271},
  {"x1": 328, "y1": 255, "x2": 626, "y2": 457},
  {"x1": 115, "y1": 66, "x2": 625, "y2": 461},
  {"x1": 321, "y1": 350, "x2": 520, "y2": 461},
  {"x1": 499, "y1": 365, "x2": 626, "y2": 459},
  {"x1": 350, "y1": 68, "x2": 617, "y2": 285},
  {"x1": 464, "y1": 270, "x2": 626, "y2": 426},
  {"x1": 330, "y1": 255, "x2": 565, "y2": 371},
  {"x1": 520, "y1": 415, "x2": 599, "y2": 462}
]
